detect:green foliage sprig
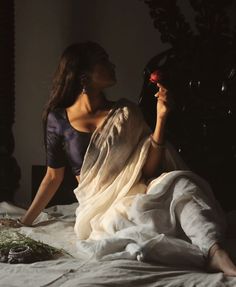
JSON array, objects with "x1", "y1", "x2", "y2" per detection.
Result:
[{"x1": 0, "y1": 229, "x2": 74, "y2": 264}]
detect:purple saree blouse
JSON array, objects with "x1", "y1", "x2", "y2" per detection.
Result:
[{"x1": 46, "y1": 108, "x2": 92, "y2": 176}]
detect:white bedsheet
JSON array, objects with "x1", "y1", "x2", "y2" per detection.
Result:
[{"x1": 1, "y1": 201, "x2": 236, "y2": 287}]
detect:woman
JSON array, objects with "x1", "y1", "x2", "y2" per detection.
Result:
[{"x1": 1, "y1": 41, "x2": 236, "y2": 276}]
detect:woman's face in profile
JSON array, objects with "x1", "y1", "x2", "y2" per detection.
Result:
[{"x1": 89, "y1": 49, "x2": 116, "y2": 89}]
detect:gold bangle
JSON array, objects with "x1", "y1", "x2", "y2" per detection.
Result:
[{"x1": 149, "y1": 134, "x2": 165, "y2": 149}]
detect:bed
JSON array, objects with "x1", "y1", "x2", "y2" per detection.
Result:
[{"x1": 1, "y1": 200, "x2": 236, "y2": 287}]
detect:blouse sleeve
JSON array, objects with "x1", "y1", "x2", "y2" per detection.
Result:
[{"x1": 46, "y1": 110, "x2": 66, "y2": 168}]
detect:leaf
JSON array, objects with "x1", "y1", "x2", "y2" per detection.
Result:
[{"x1": 0, "y1": 229, "x2": 74, "y2": 264}]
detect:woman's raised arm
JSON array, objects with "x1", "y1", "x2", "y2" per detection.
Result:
[{"x1": 141, "y1": 83, "x2": 171, "y2": 181}]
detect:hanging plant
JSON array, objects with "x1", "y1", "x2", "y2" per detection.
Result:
[
  {"x1": 139, "y1": 0, "x2": 236, "y2": 101},
  {"x1": 141, "y1": 0, "x2": 193, "y2": 49},
  {"x1": 189, "y1": 0, "x2": 233, "y2": 39}
]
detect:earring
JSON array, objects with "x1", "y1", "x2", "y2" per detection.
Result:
[{"x1": 82, "y1": 86, "x2": 87, "y2": 94}]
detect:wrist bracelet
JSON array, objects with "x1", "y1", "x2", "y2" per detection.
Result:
[
  {"x1": 149, "y1": 134, "x2": 165, "y2": 149},
  {"x1": 16, "y1": 218, "x2": 32, "y2": 227}
]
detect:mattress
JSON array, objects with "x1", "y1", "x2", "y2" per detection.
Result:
[{"x1": 0, "y1": 201, "x2": 236, "y2": 287}]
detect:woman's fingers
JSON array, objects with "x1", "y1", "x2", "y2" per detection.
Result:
[
  {"x1": 155, "y1": 90, "x2": 175, "y2": 109},
  {"x1": 155, "y1": 90, "x2": 168, "y2": 101},
  {"x1": 0, "y1": 218, "x2": 21, "y2": 228},
  {"x1": 156, "y1": 82, "x2": 167, "y2": 92}
]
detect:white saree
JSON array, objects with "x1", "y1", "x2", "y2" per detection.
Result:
[{"x1": 73, "y1": 98, "x2": 227, "y2": 268}]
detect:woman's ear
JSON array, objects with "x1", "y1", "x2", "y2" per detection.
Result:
[{"x1": 80, "y1": 73, "x2": 92, "y2": 91}]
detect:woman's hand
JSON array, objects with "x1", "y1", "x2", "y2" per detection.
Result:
[
  {"x1": 0, "y1": 218, "x2": 22, "y2": 228},
  {"x1": 154, "y1": 83, "x2": 173, "y2": 120}
]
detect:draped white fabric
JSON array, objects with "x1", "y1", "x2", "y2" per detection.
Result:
[{"x1": 73, "y1": 98, "x2": 227, "y2": 268}]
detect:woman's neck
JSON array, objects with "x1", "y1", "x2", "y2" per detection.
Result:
[{"x1": 72, "y1": 90, "x2": 109, "y2": 114}]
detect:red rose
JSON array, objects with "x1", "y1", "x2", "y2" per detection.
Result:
[{"x1": 149, "y1": 70, "x2": 162, "y2": 84}]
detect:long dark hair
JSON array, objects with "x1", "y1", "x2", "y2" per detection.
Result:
[{"x1": 42, "y1": 41, "x2": 107, "y2": 153}]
